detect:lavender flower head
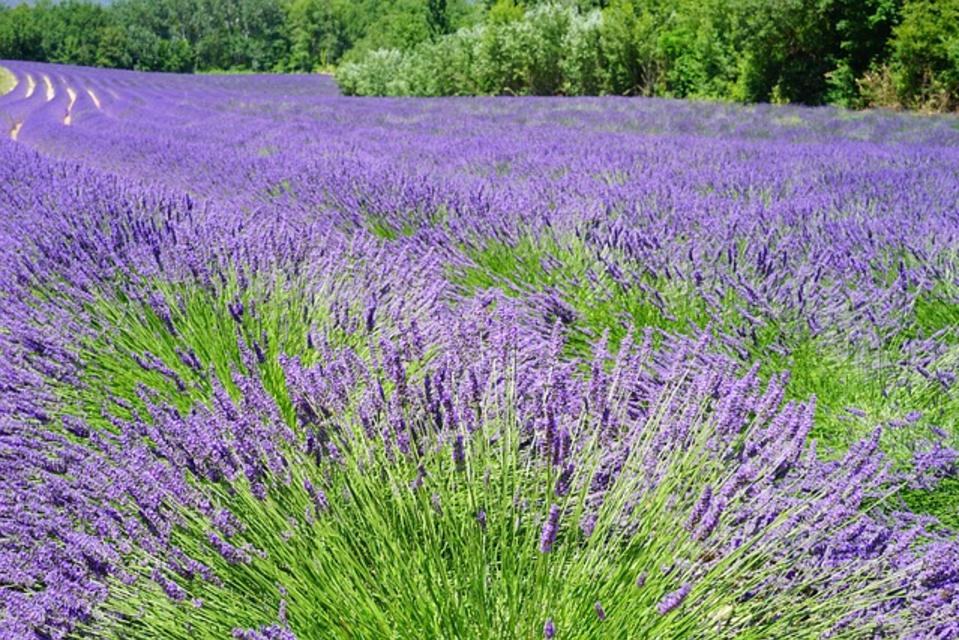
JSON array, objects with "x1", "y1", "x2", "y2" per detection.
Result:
[
  {"x1": 540, "y1": 504, "x2": 562, "y2": 554},
  {"x1": 544, "y1": 618, "x2": 556, "y2": 639},
  {"x1": 657, "y1": 583, "x2": 692, "y2": 615}
]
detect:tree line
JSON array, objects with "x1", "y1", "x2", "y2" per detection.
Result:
[
  {"x1": 0, "y1": 0, "x2": 482, "y2": 73},
  {"x1": 1, "y1": 0, "x2": 957, "y2": 110},
  {"x1": 339, "y1": 0, "x2": 959, "y2": 111}
]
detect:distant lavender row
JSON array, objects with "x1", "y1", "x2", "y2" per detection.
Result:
[{"x1": 1, "y1": 62, "x2": 958, "y2": 638}]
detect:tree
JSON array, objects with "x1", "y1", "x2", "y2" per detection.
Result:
[
  {"x1": 428, "y1": 0, "x2": 451, "y2": 36},
  {"x1": 96, "y1": 25, "x2": 133, "y2": 68},
  {"x1": 890, "y1": 0, "x2": 959, "y2": 109}
]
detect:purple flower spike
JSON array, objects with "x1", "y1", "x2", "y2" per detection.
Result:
[
  {"x1": 686, "y1": 485, "x2": 712, "y2": 530},
  {"x1": 539, "y1": 504, "x2": 561, "y2": 553},
  {"x1": 594, "y1": 601, "x2": 606, "y2": 621},
  {"x1": 544, "y1": 618, "x2": 556, "y2": 639},
  {"x1": 579, "y1": 512, "x2": 597, "y2": 538},
  {"x1": 657, "y1": 583, "x2": 692, "y2": 615},
  {"x1": 452, "y1": 433, "x2": 465, "y2": 470}
]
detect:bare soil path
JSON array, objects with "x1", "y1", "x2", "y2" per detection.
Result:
[
  {"x1": 87, "y1": 88, "x2": 101, "y2": 109},
  {"x1": 64, "y1": 86, "x2": 77, "y2": 125}
]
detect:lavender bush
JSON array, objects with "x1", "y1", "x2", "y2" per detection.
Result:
[{"x1": 0, "y1": 61, "x2": 957, "y2": 638}]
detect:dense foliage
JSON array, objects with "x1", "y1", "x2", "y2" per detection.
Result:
[
  {"x1": 0, "y1": 0, "x2": 958, "y2": 108},
  {"x1": 0, "y1": 0, "x2": 481, "y2": 73},
  {"x1": 1, "y1": 61, "x2": 958, "y2": 638},
  {"x1": 338, "y1": 0, "x2": 959, "y2": 110}
]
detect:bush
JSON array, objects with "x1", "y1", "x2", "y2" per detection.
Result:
[
  {"x1": 340, "y1": 3, "x2": 579, "y2": 97},
  {"x1": 473, "y1": 4, "x2": 574, "y2": 96},
  {"x1": 335, "y1": 1, "x2": 750, "y2": 100},
  {"x1": 890, "y1": 0, "x2": 959, "y2": 110},
  {"x1": 339, "y1": 3, "x2": 604, "y2": 97},
  {"x1": 597, "y1": 1, "x2": 658, "y2": 96},
  {"x1": 561, "y1": 10, "x2": 606, "y2": 96},
  {"x1": 336, "y1": 49, "x2": 409, "y2": 96},
  {"x1": 408, "y1": 27, "x2": 484, "y2": 95}
]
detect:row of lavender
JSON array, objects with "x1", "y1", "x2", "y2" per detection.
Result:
[{"x1": 1, "y1": 62, "x2": 958, "y2": 638}]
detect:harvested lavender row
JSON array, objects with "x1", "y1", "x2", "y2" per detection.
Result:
[{"x1": 0, "y1": 61, "x2": 957, "y2": 639}]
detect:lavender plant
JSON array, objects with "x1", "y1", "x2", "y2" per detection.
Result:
[
  {"x1": 18, "y1": 304, "x2": 959, "y2": 639},
  {"x1": 1, "y1": 61, "x2": 958, "y2": 638}
]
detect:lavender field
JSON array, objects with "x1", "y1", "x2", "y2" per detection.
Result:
[{"x1": 1, "y1": 61, "x2": 959, "y2": 639}]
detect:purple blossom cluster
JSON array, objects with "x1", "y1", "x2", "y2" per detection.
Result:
[{"x1": 0, "y1": 61, "x2": 958, "y2": 637}]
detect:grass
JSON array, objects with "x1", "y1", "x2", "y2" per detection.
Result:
[
  {"x1": 0, "y1": 65, "x2": 16, "y2": 95},
  {"x1": 904, "y1": 478, "x2": 959, "y2": 530}
]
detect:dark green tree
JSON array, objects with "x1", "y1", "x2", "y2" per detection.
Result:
[{"x1": 890, "y1": 0, "x2": 959, "y2": 109}]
